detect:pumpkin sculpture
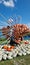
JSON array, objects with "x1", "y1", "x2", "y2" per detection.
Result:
[
  {"x1": 2, "y1": 24, "x2": 30, "y2": 44},
  {"x1": 12, "y1": 24, "x2": 30, "y2": 43}
]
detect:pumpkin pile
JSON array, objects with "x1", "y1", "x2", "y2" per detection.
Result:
[
  {"x1": 0, "y1": 40, "x2": 30, "y2": 61},
  {"x1": 3, "y1": 45, "x2": 15, "y2": 51}
]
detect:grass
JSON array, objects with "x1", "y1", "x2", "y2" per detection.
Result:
[
  {"x1": 0, "y1": 38, "x2": 10, "y2": 44},
  {"x1": 0, "y1": 40, "x2": 8, "y2": 44},
  {"x1": 0, "y1": 55, "x2": 30, "y2": 65}
]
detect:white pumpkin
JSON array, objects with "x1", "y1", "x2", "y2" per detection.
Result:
[
  {"x1": 28, "y1": 45, "x2": 30, "y2": 49},
  {"x1": 0, "y1": 50, "x2": 2, "y2": 54},
  {"x1": 13, "y1": 51, "x2": 17, "y2": 57},
  {"x1": 22, "y1": 51, "x2": 26, "y2": 55},
  {"x1": 25, "y1": 48, "x2": 28, "y2": 51},
  {"x1": 12, "y1": 49, "x2": 17, "y2": 57},
  {"x1": 2, "y1": 49, "x2": 5, "y2": 55},
  {"x1": 27, "y1": 51, "x2": 30, "y2": 54},
  {"x1": 0, "y1": 55, "x2": 2, "y2": 61},
  {"x1": 18, "y1": 52, "x2": 22, "y2": 56},
  {"x1": 5, "y1": 51, "x2": 9, "y2": 54},
  {"x1": 22, "y1": 48, "x2": 26, "y2": 53},
  {"x1": 28, "y1": 49, "x2": 30, "y2": 52},
  {"x1": 3, "y1": 54, "x2": 7, "y2": 60},
  {"x1": 8, "y1": 52, "x2": 13, "y2": 56},
  {"x1": 7, "y1": 56, "x2": 13, "y2": 59}
]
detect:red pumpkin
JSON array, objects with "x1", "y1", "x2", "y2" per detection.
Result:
[{"x1": 24, "y1": 41, "x2": 29, "y2": 44}]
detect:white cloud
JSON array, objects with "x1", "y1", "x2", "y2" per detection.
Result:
[
  {"x1": 3, "y1": 0, "x2": 14, "y2": 7},
  {"x1": 0, "y1": 0, "x2": 17, "y2": 7}
]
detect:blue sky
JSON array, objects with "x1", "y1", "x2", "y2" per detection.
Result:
[{"x1": 0, "y1": 0, "x2": 30, "y2": 28}]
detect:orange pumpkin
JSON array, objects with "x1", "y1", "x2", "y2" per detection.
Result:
[
  {"x1": 10, "y1": 46, "x2": 15, "y2": 50},
  {"x1": 11, "y1": 46, "x2": 15, "y2": 49},
  {"x1": 3, "y1": 45, "x2": 7, "y2": 50},
  {"x1": 7, "y1": 46, "x2": 15, "y2": 51},
  {"x1": 7, "y1": 47, "x2": 11, "y2": 51}
]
